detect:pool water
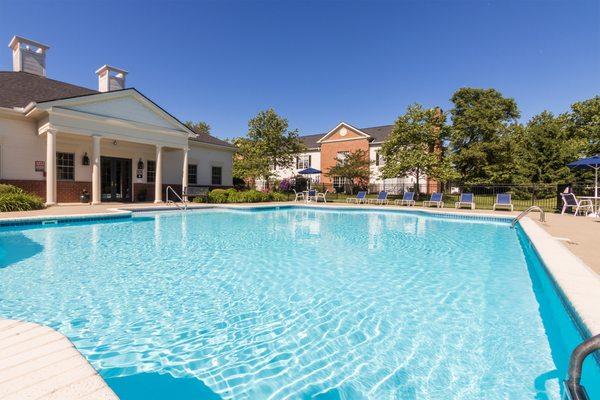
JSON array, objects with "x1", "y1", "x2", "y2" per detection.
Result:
[{"x1": 0, "y1": 207, "x2": 598, "y2": 400}]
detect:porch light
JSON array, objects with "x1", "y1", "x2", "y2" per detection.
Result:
[
  {"x1": 82, "y1": 152, "x2": 90, "y2": 166},
  {"x1": 137, "y1": 158, "x2": 144, "y2": 170}
]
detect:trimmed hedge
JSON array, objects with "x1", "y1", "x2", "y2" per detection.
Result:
[
  {"x1": 194, "y1": 189, "x2": 287, "y2": 204},
  {"x1": 0, "y1": 185, "x2": 45, "y2": 212}
]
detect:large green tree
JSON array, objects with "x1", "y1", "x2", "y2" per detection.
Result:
[
  {"x1": 449, "y1": 88, "x2": 520, "y2": 183},
  {"x1": 233, "y1": 109, "x2": 304, "y2": 184},
  {"x1": 185, "y1": 121, "x2": 211, "y2": 135},
  {"x1": 515, "y1": 111, "x2": 578, "y2": 184},
  {"x1": 326, "y1": 149, "x2": 371, "y2": 192},
  {"x1": 380, "y1": 104, "x2": 455, "y2": 195},
  {"x1": 568, "y1": 95, "x2": 600, "y2": 156}
]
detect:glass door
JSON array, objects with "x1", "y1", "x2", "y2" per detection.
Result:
[{"x1": 101, "y1": 157, "x2": 132, "y2": 202}]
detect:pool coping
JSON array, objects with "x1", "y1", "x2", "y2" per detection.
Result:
[{"x1": 0, "y1": 319, "x2": 118, "y2": 399}]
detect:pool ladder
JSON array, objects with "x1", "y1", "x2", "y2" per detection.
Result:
[
  {"x1": 510, "y1": 206, "x2": 545, "y2": 228},
  {"x1": 563, "y1": 334, "x2": 600, "y2": 400},
  {"x1": 165, "y1": 186, "x2": 187, "y2": 211}
]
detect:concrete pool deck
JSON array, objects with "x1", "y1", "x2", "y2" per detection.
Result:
[{"x1": 0, "y1": 201, "x2": 599, "y2": 399}]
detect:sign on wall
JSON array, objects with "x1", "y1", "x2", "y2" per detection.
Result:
[{"x1": 35, "y1": 161, "x2": 45, "y2": 172}]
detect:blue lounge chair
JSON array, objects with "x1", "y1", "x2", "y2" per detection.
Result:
[
  {"x1": 493, "y1": 193, "x2": 513, "y2": 211},
  {"x1": 346, "y1": 191, "x2": 367, "y2": 204},
  {"x1": 369, "y1": 191, "x2": 389, "y2": 205},
  {"x1": 455, "y1": 193, "x2": 475, "y2": 209},
  {"x1": 394, "y1": 191, "x2": 415, "y2": 206},
  {"x1": 307, "y1": 189, "x2": 317, "y2": 202},
  {"x1": 423, "y1": 192, "x2": 444, "y2": 208}
]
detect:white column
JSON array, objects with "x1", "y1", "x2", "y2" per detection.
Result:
[
  {"x1": 154, "y1": 145, "x2": 163, "y2": 203},
  {"x1": 45, "y1": 129, "x2": 56, "y2": 205},
  {"x1": 91, "y1": 135, "x2": 101, "y2": 205},
  {"x1": 182, "y1": 147, "x2": 189, "y2": 198}
]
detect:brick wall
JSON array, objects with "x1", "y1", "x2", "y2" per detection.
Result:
[
  {"x1": 0, "y1": 179, "x2": 45, "y2": 199},
  {"x1": 0, "y1": 179, "x2": 92, "y2": 203},
  {"x1": 319, "y1": 138, "x2": 370, "y2": 184}
]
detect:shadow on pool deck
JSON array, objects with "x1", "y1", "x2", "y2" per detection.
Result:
[{"x1": 106, "y1": 372, "x2": 221, "y2": 400}]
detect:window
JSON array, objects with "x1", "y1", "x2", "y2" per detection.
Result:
[
  {"x1": 56, "y1": 152, "x2": 74, "y2": 180},
  {"x1": 375, "y1": 151, "x2": 385, "y2": 166},
  {"x1": 147, "y1": 160, "x2": 156, "y2": 183},
  {"x1": 211, "y1": 166, "x2": 222, "y2": 185},
  {"x1": 296, "y1": 154, "x2": 311, "y2": 169},
  {"x1": 336, "y1": 151, "x2": 349, "y2": 164},
  {"x1": 188, "y1": 164, "x2": 197, "y2": 185},
  {"x1": 333, "y1": 176, "x2": 351, "y2": 190}
]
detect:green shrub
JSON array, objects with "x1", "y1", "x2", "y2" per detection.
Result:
[
  {"x1": 0, "y1": 184, "x2": 24, "y2": 195},
  {"x1": 269, "y1": 192, "x2": 287, "y2": 202},
  {"x1": 207, "y1": 188, "x2": 231, "y2": 203},
  {"x1": 202, "y1": 188, "x2": 287, "y2": 203},
  {"x1": 0, "y1": 192, "x2": 45, "y2": 212}
]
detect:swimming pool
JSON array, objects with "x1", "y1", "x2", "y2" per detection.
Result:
[{"x1": 0, "y1": 206, "x2": 598, "y2": 399}]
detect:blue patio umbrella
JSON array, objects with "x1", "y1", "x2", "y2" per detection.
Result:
[
  {"x1": 298, "y1": 167, "x2": 321, "y2": 190},
  {"x1": 568, "y1": 155, "x2": 600, "y2": 197}
]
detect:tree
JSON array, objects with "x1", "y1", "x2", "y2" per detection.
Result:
[
  {"x1": 185, "y1": 121, "x2": 211, "y2": 136},
  {"x1": 232, "y1": 109, "x2": 305, "y2": 185},
  {"x1": 515, "y1": 111, "x2": 578, "y2": 184},
  {"x1": 326, "y1": 149, "x2": 371, "y2": 193},
  {"x1": 568, "y1": 96, "x2": 600, "y2": 156},
  {"x1": 449, "y1": 88, "x2": 520, "y2": 183},
  {"x1": 379, "y1": 104, "x2": 456, "y2": 196}
]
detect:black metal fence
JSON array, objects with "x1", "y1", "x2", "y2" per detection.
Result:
[{"x1": 278, "y1": 182, "x2": 597, "y2": 212}]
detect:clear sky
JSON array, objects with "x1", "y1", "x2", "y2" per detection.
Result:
[{"x1": 1, "y1": 0, "x2": 599, "y2": 139}]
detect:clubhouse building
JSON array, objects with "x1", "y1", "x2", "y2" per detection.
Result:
[{"x1": 0, "y1": 36, "x2": 235, "y2": 205}]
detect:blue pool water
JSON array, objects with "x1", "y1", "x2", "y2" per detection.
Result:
[{"x1": 0, "y1": 207, "x2": 598, "y2": 399}]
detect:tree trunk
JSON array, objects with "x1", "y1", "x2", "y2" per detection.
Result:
[{"x1": 415, "y1": 169, "x2": 421, "y2": 200}]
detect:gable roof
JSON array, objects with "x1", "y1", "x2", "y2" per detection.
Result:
[
  {"x1": 316, "y1": 122, "x2": 371, "y2": 143},
  {"x1": 299, "y1": 124, "x2": 394, "y2": 149},
  {"x1": 0, "y1": 71, "x2": 97, "y2": 108}
]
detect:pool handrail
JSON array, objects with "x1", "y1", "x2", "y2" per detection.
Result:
[
  {"x1": 511, "y1": 206, "x2": 545, "y2": 228},
  {"x1": 563, "y1": 333, "x2": 600, "y2": 400},
  {"x1": 166, "y1": 186, "x2": 187, "y2": 211}
]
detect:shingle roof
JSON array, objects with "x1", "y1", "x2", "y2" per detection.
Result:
[
  {"x1": 189, "y1": 134, "x2": 236, "y2": 149},
  {"x1": 0, "y1": 71, "x2": 97, "y2": 108},
  {"x1": 299, "y1": 124, "x2": 394, "y2": 148}
]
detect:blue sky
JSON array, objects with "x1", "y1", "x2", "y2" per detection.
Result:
[{"x1": 1, "y1": 1, "x2": 598, "y2": 139}]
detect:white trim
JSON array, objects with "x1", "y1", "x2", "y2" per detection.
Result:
[{"x1": 316, "y1": 122, "x2": 371, "y2": 143}]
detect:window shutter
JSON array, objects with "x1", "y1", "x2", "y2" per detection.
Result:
[
  {"x1": 308, "y1": 155, "x2": 312, "y2": 167},
  {"x1": 296, "y1": 157, "x2": 299, "y2": 169}
]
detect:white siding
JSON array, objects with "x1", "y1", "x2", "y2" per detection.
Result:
[
  {"x1": 272, "y1": 151, "x2": 321, "y2": 180},
  {"x1": 0, "y1": 116, "x2": 45, "y2": 180},
  {"x1": 162, "y1": 144, "x2": 233, "y2": 187}
]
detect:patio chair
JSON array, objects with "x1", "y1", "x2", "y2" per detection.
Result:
[
  {"x1": 316, "y1": 189, "x2": 329, "y2": 203},
  {"x1": 307, "y1": 189, "x2": 317, "y2": 202},
  {"x1": 423, "y1": 192, "x2": 444, "y2": 208},
  {"x1": 368, "y1": 191, "x2": 389, "y2": 205},
  {"x1": 560, "y1": 193, "x2": 593, "y2": 216},
  {"x1": 455, "y1": 193, "x2": 475, "y2": 210},
  {"x1": 394, "y1": 191, "x2": 416, "y2": 206},
  {"x1": 493, "y1": 193, "x2": 513, "y2": 211},
  {"x1": 293, "y1": 189, "x2": 304, "y2": 202},
  {"x1": 346, "y1": 191, "x2": 367, "y2": 204}
]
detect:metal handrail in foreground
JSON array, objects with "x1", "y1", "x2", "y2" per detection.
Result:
[
  {"x1": 563, "y1": 334, "x2": 600, "y2": 400},
  {"x1": 511, "y1": 206, "x2": 546, "y2": 228},
  {"x1": 165, "y1": 186, "x2": 187, "y2": 211}
]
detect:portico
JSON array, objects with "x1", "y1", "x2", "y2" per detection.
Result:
[{"x1": 30, "y1": 89, "x2": 195, "y2": 205}]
